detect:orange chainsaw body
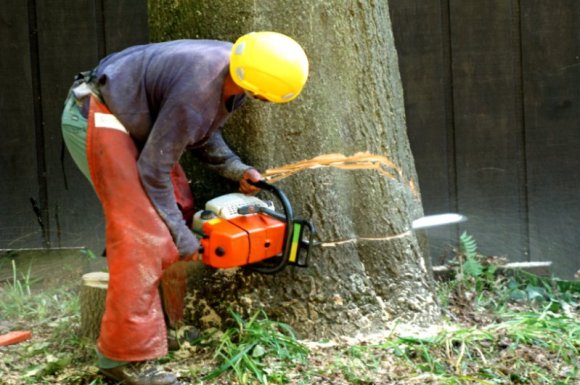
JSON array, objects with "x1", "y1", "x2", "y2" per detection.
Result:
[{"x1": 200, "y1": 213, "x2": 286, "y2": 269}]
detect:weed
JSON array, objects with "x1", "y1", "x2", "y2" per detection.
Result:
[
  {"x1": 0, "y1": 260, "x2": 80, "y2": 324},
  {"x1": 0, "y1": 259, "x2": 34, "y2": 320},
  {"x1": 362, "y1": 306, "x2": 578, "y2": 384},
  {"x1": 0, "y1": 261, "x2": 90, "y2": 384},
  {"x1": 204, "y1": 309, "x2": 309, "y2": 384},
  {"x1": 459, "y1": 231, "x2": 478, "y2": 263}
]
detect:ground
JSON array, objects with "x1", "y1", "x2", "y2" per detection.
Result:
[{"x1": 0, "y1": 253, "x2": 578, "y2": 385}]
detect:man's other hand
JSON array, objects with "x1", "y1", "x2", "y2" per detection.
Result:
[{"x1": 240, "y1": 168, "x2": 263, "y2": 194}]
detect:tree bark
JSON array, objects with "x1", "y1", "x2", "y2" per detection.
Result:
[
  {"x1": 149, "y1": 0, "x2": 440, "y2": 339},
  {"x1": 79, "y1": 272, "x2": 108, "y2": 340}
]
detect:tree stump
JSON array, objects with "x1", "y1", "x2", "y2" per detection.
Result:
[{"x1": 79, "y1": 272, "x2": 109, "y2": 340}]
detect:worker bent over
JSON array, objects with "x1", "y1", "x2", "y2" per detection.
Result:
[{"x1": 61, "y1": 32, "x2": 308, "y2": 385}]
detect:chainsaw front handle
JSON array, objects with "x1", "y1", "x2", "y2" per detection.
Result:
[{"x1": 245, "y1": 180, "x2": 295, "y2": 274}]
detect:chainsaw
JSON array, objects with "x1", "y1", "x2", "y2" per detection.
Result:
[{"x1": 192, "y1": 180, "x2": 316, "y2": 274}]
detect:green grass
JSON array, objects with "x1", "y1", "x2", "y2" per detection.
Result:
[
  {"x1": 0, "y1": 260, "x2": 94, "y2": 385},
  {"x1": 191, "y1": 274, "x2": 577, "y2": 385},
  {"x1": 302, "y1": 234, "x2": 578, "y2": 385},
  {"x1": 204, "y1": 309, "x2": 309, "y2": 384},
  {"x1": 0, "y1": 245, "x2": 578, "y2": 385},
  {"x1": 1, "y1": 259, "x2": 34, "y2": 319},
  {"x1": 311, "y1": 303, "x2": 577, "y2": 385},
  {"x1": 0, "y1": 259, "x2": 80, "y2": 323}
]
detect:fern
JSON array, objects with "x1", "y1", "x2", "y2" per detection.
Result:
[
  {"x1": 459, "y1": 231, "x2": 478, "y2": 259},
  {"x1": 463, "y1": 256, "x2": 484, "y2": 278},
  {"x1": 459, "y1": 231, "x2": 483, "y2": 277}
]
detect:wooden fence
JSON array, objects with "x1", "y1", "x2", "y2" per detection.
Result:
[
  {"x1": 390, "y1": 1, "x2": 580, "y2": 278},
  {"x1": 1, "y1": 1, "x2": 577, "y2": 278},
  {"x1": 0, "y1": 0, "x2": 148, "y2": 253}
]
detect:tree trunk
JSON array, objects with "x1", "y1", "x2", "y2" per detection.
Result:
[
  {"x1": 149, "y1": 0, "x2": 440, "y2": 339},
  {"x1": 79, "y1": 272, "x2": 108, "y2": 340}
]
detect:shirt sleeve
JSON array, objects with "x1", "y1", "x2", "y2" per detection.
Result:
[
  {"x1": 137, "y1": 102, "x2": 204, "y2": 258},
  {"x1": 192, "y1": 129, "x2": 253, "y2": 182}
]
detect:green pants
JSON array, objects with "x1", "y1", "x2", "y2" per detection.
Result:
[{"x1": 61, "y1": 92, "x2": 91, "y2": 182}]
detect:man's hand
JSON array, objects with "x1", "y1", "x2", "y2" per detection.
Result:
[
  {"x1": 188, "y1": 250, "x2": 201, "y2": 262},
  {"x1": 240, "y1": 168, "x2": 263, "y2": 195}
]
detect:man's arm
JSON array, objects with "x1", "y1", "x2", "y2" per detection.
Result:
[
  {"x1": 192, "y1": 130, "x2": 262, "y2": 193},
  {"x1": 137, "y1": 105, "x2": 204, "y2": 259}
]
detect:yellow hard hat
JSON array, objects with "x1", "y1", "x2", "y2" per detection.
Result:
[{"x1": 230, "y1": 32, "x2": 309, "y2": 103}]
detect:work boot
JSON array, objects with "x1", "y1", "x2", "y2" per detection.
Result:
[{"x1": 99, "y1": 363, "x2": 179, "y2": 385}]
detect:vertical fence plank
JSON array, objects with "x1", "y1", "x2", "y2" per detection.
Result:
[
  {"x1": 103, "y1": 0, "x2": 149, "y2": 54},
  {"x1": 521, "y1": 1, "x2": 580, "y2": 278},
  {"x1": 33, "y1": 0, "x2": 149, "y2": 251},
  {"x1": 389, "y1": 0, "x2": 456, "y2": 262},
  {"x1": 0, "y1": 2, "x2": 44, "y2": 248},
  {"x1": 35, "y1": 0, "x2": 104, "y2": 250},
  {"x1": 0, "y1": 0, "x2": 149, "y2": 253},
  {"x1": 449, "y1": 0, "x2": 528, "y2": 260}
]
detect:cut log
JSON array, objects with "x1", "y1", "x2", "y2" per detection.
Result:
[
  {"x1": 79, "y1": 272, "x2": 109, "y2": 340},
  {"x1": 79, "y1": 265, "x2": 199, "y2": 340}
]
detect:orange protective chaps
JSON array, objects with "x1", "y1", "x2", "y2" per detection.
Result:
[{"x1": 86, "y1": 96, "x2": 191, "y2": 361}]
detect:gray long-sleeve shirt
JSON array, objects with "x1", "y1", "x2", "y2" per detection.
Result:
[{"x1": 94, "y1": 40, "x2": 250, "y2": 257}]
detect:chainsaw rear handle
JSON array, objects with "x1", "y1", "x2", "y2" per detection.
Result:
[{"x1": 244, "y1": 179, "x2": 295, "y2": 274}]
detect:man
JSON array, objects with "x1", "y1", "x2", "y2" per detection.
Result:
[{"x1": 61, "y1": 31, "x2": 309, "y2": 385}]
